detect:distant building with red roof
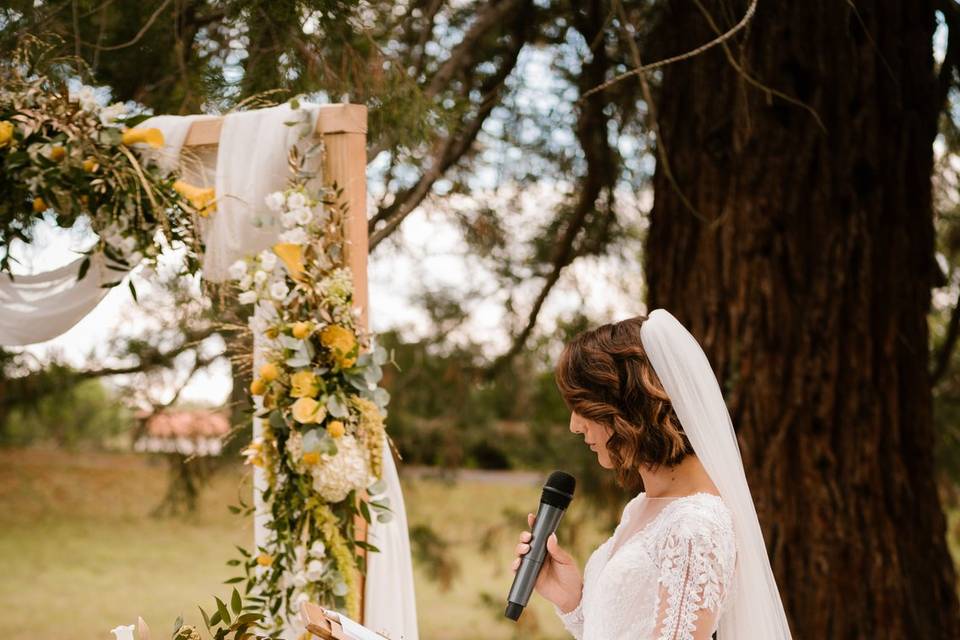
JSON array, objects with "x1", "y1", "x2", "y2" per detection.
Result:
[{"x1": 133, "y1": 410, "x2": 229, "y2": 456}]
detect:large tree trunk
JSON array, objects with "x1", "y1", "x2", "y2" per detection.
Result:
[{"x1": 646, "y1": 1, "x2": 959, "y2": 637}]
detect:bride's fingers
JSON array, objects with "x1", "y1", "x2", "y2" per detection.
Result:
[
  {"x1": 511, "y1": 557, "x2": 520, "y2": 572},
  {"x1": 517, "y1": 531, "x2": 531, "y2": 543},
  {"x1": 515, "y1": 542, "x2": 530, "y2": 556},
  {"x1": 527, "y1": 512, "x2": 535, "y2": 527},
  {"x1": 545, "y1": 533, "x2": 573, "y2": 564}
]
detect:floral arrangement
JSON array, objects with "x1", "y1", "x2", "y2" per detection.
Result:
[
  {"x1": 0, "y1": 40, "x2": 207, "y2": 278},
  {"x1": 227, "y1": 131, "x2": 393, "y2": 635}
]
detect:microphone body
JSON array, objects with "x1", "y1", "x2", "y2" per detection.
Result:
[{"x1": 505, "y1": 471, "x2": 576, "y2": 621}]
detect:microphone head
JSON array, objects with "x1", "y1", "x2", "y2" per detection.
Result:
[{"x1": 541, "y1": 470, "x2": 576, "y2": 510}]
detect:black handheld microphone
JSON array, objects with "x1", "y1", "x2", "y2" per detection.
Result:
[{"x1": 504, "y1": 470, "x2": 576, "y2": 621}]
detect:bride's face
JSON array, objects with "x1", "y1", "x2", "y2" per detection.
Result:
[{"x1": 570, "y1": 412, "x2": 614, "y2": 469}]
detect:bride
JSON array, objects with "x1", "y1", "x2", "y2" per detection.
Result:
[{"x1": 511, "y1": 309, "x2": 793, "y2": 639}]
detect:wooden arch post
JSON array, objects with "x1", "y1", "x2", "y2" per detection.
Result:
[{"x1": 183, "y1": 103, "x2": 370, "y2": 621}]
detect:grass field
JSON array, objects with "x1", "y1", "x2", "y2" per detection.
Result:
[{"x1": 0, "y1": 449, "x2": 604, "y2": 640}]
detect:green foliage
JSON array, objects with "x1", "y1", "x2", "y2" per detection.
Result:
[{"x1": 1, "y1": 377, "x2": 129, "y2": 447}]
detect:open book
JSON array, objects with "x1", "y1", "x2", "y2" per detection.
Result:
[{"x1": 300, "y1": 602, "x2": 391, "y2": 640}]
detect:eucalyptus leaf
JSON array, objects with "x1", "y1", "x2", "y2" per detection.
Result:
[{"x1": 327, "y1": 394, "x2": 348, "y2": 418}]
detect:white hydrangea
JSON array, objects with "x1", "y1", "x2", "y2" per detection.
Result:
[
  {"x1": 309, "y1": 435, "x2": 373, "y2": 503},
  {"x1": 265, "y1": 191, "x2": 286, "y2": 212}
]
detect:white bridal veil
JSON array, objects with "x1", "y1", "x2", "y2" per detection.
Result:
[{"x1": 639, "y1": 308, "x2": 793, "y2": 640}]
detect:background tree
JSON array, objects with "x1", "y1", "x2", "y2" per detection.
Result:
[{"x1": 643, "y1": 0, "x2": 960, "y2": 636}]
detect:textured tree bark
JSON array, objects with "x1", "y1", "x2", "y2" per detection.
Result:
[{"x1": 646, "y1": 1, "x2": 960, "y2": 637}]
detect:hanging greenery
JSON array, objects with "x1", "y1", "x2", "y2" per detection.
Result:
[
  {"x1": 222, "y1": 113, "x2": 392, "y2": 635},
  {"x1": 0, "y1": 39, "x2": 205, "y2": 278}
]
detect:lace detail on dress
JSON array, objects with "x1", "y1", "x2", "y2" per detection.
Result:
[
  {"x1": 652, "y1": 498, "x2": 737, "y2": 640},
  {"x1": 552, "y1": 492, "x2": 736, "y2": 640}
]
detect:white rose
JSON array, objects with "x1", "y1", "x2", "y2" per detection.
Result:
[
  {"x1": 286, "y1": 191, "x2": 308, "y2": 210},
  {"x1": 294, "y1": 207, "x2": 313, "y2": 226},
  {"x1": 281, "y1": 210, "x2": 299, "y2": 229},
  {"x1": 305, "y1": 559, "x2": 325, "y2": 582},
  {"x1": 228, "y1": 259, "x2": 248, "y2": 280},
  {"x1": 253, "y1": 270, "x2": 268, "y2": 285},
  {"x1": 264, "y1": 191, "x2": 286, "y2": 212},
  {"x1": 99, "y1": 102, "x2": 126, "y2": 126},
  {"x1": 279, "y1": 228, "x2": 308, "y2": 244},
  {"x1": 293, "y1": 591, "x2": 310, "y2": 608},
  {"x1": 238, "y1": 291, "x2": 258, "y2": 305},
  {"x1": 259, "y1": 250, "x2": 278, "y2": 271},
  {"x1": 270, "y1": 281, "x2": 289, "y2": 300}
]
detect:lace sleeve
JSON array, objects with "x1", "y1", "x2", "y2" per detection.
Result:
[
  {"x1": 652, "y1": 509, "x2": 736, "y2": 640},
  {"x1": 554, "y1": 600, "x2": 585, "y2": 639}
]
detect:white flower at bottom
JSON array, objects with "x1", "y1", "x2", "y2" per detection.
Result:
[
  {"x1": 238, "y1": 291, "x2": 258, "y2": 305},
  {"x1": 309, "y1": 435, "x2": 373, "y2": 503},
  {"x1": 270, "y1": 281, "x2": 289, "y2": 300},
  {"x1": 110, "y1": 625, "x2": 136, "y2": 640}
]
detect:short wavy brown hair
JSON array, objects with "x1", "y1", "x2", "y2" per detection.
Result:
[{"x1": 555, "y1": 315, "x2": 694, "y2": 490}]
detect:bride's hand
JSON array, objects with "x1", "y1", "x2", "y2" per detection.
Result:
[{"x1": 511, "y1": 512, "x2": 583, "y2": 613}]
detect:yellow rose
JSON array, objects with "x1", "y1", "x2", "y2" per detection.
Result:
[
  {"x1": 249, "y1": 378, "x2": 267, "y2": 396},
  {"x1": 291, "y1": 321, "x2": 312, "y2": 340},
  {"x1": 302, "y1": 451, "x2": 321, "y2": 466},
  {"x1": 259, "y1": 362, "x2": 280, "y2": 382},
  {"x1": 320, "y1": 325, "x2": 358, "y2": 368},
  {"x1": 290, "y1": 370, "x2": 321, "y2": 398},
  {"x1": 292, "y1": 397, "x2": 323, "y2": 424},
  {"x1": 83, "y1": 157, "x2": 99, "y2": 172},
  {"x1": 327, "y1": 420, "x2": 345, "y2": 439},
  {"x1": 32, "y1": 197, "x2": 47, "y2": 213},
  {"x1": 50, "y1": 145, "x2": 66, "y2": 161},
  {"x1": 256, "y1": 553, "x2": 273, "y2": 567},
  {"x1": 122, "y1": 127, "x2": 164, "y2": 148},
  {"x1": 0, "y1": 121, "x2": 13, "y2": 146}
]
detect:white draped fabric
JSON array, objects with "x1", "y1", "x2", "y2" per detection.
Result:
[
  {"x1": 0, "y1": 254, "x2": 125, "y2": 346},
  {"x1": 0, "y1": 105, "x2": 419, "y2": 639},
  {"x1": 364, "y1": 439, "x2": 420, "y2": 640}
]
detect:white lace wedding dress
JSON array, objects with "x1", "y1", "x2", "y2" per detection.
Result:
[{"x1": 555, "y1": 492, "x2": 737, "y2": 640}]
